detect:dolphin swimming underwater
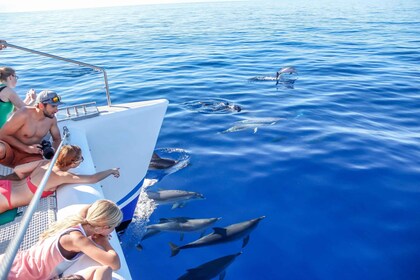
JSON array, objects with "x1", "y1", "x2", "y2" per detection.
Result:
[
  {"x1": 149, "y1": 152, "x2": 178, "y2": 170},
  {"x1": 146, "y1": 190, "x2": 205, "y2": 209},
  {"x1": 169, "y1": 216, "x2": 265, "y2": 257},
  {"x1": 183, "y1": 100, "x2": 242, "y2": 114},
  {"x1": 198, "y1": 101, "x2": 242, "y2": 113},
  {"x1": 142, "y1": 217, "x2": 221, "y2": 241},
  {"x1": 177, "y1": 252, "x2": 242, "y2": 280},
  {"x1": 221, "y1": 118, "x2": 281, "y2": 134}
]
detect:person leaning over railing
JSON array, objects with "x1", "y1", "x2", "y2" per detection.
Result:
[
  {"x1": 0, "y1": 199, "x2": 122, "y2": 280},
  {"x1": 0, "y1": 145, "x2": 120, "y2": 215},
  {"x1": 0, "y1": 90, "x2": 63, "y2": 168},
  {"x1": 0, "y1": 67, "x2": 37, "y2": 127}
]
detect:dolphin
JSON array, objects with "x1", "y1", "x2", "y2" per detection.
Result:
[
  {"x1": 183, "y1": 100, "x2": 242, "y2": 114},
  {"x1": 149, "y1": 152, "x2": 178, "y2": 170},
  {"x1": 146, "y1": 190, "x2": 205, "y2": 209},
  {"x1": 276, "y1": 66, "x2": 298, "y2": 85},
  {"x1": 198, "y1": 101, "x2": 242, "y2": 113},
  {"x1": 169, "y1": 216, "x2": 265, "y2": 257},
  {"x1": 221, "y1": 118, "x2": 281, "y2": 134},
  {"x1": 276, "y1": 66, "x2": 297, "y2": 79},
  {"x1": 142, "y1": 217, "x2": 221, "y2": 241},
  {"x1": 177, "y1": 252, "x2": 242, "y2": 280},
  {"x1": 225, "y1": 103, "x2": 242, "y2": 112}
]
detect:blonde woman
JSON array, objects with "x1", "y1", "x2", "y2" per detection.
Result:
[
  {"x1": 1, "y1": 199, "x2": 122, "y2": 280},
  {"x1": 0, "y1": 66, "x2": 36, "y2": 127},
  {"x1": 0, "y1": 145, "x2": 120, "y2": 214}
]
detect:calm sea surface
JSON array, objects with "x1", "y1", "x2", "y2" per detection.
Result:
[{"x1": 1, "y1": 0, "x2": 420, "y2": 279}]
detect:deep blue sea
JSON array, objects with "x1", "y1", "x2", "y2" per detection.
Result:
[{"x1": 1, "y1": 0, "x2": 420, "y2": 279}]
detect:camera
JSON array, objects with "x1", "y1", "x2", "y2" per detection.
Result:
[{"x1": 40, "y1": 140, "x2": 55, "y2": 159}]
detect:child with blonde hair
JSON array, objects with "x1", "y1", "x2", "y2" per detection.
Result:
[{"x1": 1, "y1": 199, "x2": 123, "y2": 280}]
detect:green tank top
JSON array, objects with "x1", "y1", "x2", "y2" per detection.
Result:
[{"x1": 0, "y1": 84, "x2": 14, "y2": 128}]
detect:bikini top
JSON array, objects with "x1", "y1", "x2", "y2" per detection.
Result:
[{"x1": 27, "y1": 176, "x2": 55, "y2": 198}]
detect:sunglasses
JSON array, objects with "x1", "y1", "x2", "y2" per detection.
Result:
[
  {"x1": 74, "y1": 156, "x2": 84, "y2": 164},
  {"x1": 49, "y1": 95, "x2": 61, "y2": 103},
  {"x1": 12, "y1": 74, "x2": 19, "y2": 80}
]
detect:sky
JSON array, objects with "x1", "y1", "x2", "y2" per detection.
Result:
[{"x1": 0, "y1": 0, "x2": 238, "y2": 13}]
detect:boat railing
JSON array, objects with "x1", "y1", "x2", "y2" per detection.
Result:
[
  {"x1": 0, "y1": 127, "x2": 70, "y2": 280},
  {"x1": 57, "y1": 102, "x2": 100, "y2": 121},
  {"x1": 0, "y1": 40, "x2": 112, "y2": 107}
]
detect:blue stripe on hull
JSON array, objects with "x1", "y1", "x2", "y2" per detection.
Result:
[{"x1": 118, "y1": 178, "x2": 144, "y2": 222}]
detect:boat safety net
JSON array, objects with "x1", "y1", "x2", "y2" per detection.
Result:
[{"x1": 0, "y1": 166, "x2": 57, "y2": 254}]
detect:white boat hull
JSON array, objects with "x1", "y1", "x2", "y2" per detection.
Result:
[{"x1": 56, "y1": 99, "x2": 168, "y2": 279}]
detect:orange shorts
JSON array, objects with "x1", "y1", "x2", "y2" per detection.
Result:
[{"x1": 0, "y1": 140, "x2": 43, "y2": 168}]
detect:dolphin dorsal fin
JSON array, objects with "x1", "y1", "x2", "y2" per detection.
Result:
[{"x1": 213, "y1": 227, "x2": 227, "y2": 236}]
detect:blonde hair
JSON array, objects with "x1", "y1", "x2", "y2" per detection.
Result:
[
  {"x1": 56, "y1": 145, "x2": 82, "y2": 169},
  {"x1": 40, "y1": 199, "x2": 122, "y2": 240},
  {"x1": 0, "y1": 66, "x2": 15, "y2": 82}
]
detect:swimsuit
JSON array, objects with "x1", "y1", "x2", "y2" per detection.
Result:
[
  {"x1": 0, "y1": 180, "x2": 12, "y2": 209},
  {"x1": 27, "y1": 176, "x2": 54, "y2": 198},
  {"x1": 0, "y1": 85, "x2": 14, "y2": 128},
  {"x1": 0, "y1": 178, "x2": 17, "y2": 225},
  {"x1": 0, "y1": 177, "x2": 54, "y2": 211}
]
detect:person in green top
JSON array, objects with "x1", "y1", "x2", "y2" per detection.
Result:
[{"x1": 0, "y1": 66, "x2": 37, "y2": 127}]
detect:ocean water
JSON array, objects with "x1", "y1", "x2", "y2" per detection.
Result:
[{"x1": 1, "y1": 0, "x2": 420, "y2": 279}]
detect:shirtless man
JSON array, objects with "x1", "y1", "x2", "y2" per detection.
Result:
[{"x1": 0, "y1": 90, "x2": 62, "y2": 168}]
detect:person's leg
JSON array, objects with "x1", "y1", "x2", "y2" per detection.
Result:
[
  {"x1": 12, "y1": 148, "x2": 43, "y2": 167},
  {"x1": 78, "y1": 266, "x2": 112, "y2": 280},
  {"x1": 91, "y1": 266, "x2": 112, "y2": 280}
]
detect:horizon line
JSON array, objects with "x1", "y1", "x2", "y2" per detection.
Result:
[{"x1": 1, "y1": 0, "x2": 243, "y2": 14}]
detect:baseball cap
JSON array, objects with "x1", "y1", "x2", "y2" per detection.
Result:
[{"x1": 36, "y1": 90, "x2": 64, "y2": 105}]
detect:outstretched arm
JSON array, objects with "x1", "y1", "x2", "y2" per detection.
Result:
[{"x1": 62, "y1": 168, "x2": 120, "y2": 185}]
